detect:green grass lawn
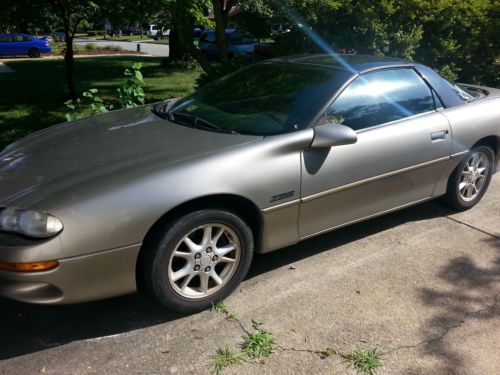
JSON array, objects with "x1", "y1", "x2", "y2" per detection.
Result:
[
  {"x1": 0, "y1": 56, "x2": 201, "y2": 149},
  {"x1": 143, "y1": 38, "x2": 170, "y2": 45}
]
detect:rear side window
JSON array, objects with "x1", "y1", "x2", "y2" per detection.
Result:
[
  {"x1": 0, "y1": 35, "x2": 11, "y2": 43},
  {"x1": 12, "y1": 35, "x2": 27, "y2": 42},
  {"x1": 326, "y1": 68, "x2": 435, "y2": 131}
]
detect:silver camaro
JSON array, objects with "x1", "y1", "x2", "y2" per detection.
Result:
[{"x1": 0, "y1": 55, "x2": 498, "y2": 313}]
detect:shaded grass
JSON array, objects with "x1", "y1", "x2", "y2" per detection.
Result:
[{"x1": 0, "y1": 56, "x2": 200, "y2": 149}]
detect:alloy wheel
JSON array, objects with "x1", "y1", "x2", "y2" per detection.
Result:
[
  {"x1": 167, "y1": 224, "x2": 241, "y2": 299},
  {"x1": 458, "y1": 151, "x2": 489, "y2": 201}
]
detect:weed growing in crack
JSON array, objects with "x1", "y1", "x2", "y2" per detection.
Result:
[
  {"x1": 211, "y1": 300, "x2": 237, "y2": 320},
  {"x1": 209, "y1": 345, "x2": 243, "y2": 375},
  {"x1": 344, "y1": 347, "x2": 383, "y2": 375},
  {"x1": 321, "y1": 347, "x2": 336, "y2": 358},
  {"x1": 212, "y1": 301, "x2": 228, "y2": 314},
  {"x1": 242, "y1": 320, "x2": 276, "y2": 358}
]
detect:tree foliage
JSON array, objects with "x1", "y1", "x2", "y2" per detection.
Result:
[{"x1": 266, "y1": 0, "x2": 498, "y2": 86}]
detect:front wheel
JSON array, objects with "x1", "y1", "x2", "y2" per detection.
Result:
[
  {"x1": 445, "y1": 145, "x2": 495, "y2": 210},
  {"x1": 28, "y1": 48, "x2": 40, "y2": 58},
  {"x1": 142, "y1": 209, "x2": 254, "y2": 313}
]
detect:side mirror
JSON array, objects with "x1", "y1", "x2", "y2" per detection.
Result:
[{"x1": 310, "y1": 123, "x2": 358, "y2": 148}]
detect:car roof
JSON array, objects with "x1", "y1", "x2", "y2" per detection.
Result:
[
  {"x1": 269, "y1": 54, "x2": 465, "y2": 108},
  {"x1": 0, "y1": 33, "x2": 32, "y2": 37},
  {"x1": 271, "y1": 54, "x2": 410, "y2": 74}
]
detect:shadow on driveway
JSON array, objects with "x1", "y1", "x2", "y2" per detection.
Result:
[
  {"x1": 404, "y1": 236, "x2": 499, "y2": 374},
  {"x1": 0, "y1": 201, "x2": 452, "y2": 360}
]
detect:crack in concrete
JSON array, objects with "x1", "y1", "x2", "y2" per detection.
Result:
[
  {"x1": 445, "y1": 215, "x2": 499, "y2": 239},
  {"x1": 276, "y1": 345, "x2": 332, "y2": 357},
  {"x1": 219, "y1": 291, "x2": 499, "y2": 364}
]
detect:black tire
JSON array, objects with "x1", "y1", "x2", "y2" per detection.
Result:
[
  {"x1": 445, "y1": 145, "x2": 495, "y2": 211},
  {"x1": 28, "y1": 48, "x2": 40, "y2": 58},
  {"x1": 142, "y1": 209, "x2": 254, "y2": 313}
]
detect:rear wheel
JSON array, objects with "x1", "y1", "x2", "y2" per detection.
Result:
[
  {"x1": 445, "y1": 145, "x2": 495, "y2": 210},
  {"x1": 142, "y1": 209, "x2": 254, "y2": 313},
  {"x1": 28, "y1": 48, "x2": 40, "y2": 58}
]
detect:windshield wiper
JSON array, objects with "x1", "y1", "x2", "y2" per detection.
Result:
[{"x1": 170, "y1": 112, "x2": 238, "y2": 134}]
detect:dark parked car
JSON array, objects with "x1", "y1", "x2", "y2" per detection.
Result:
[
  {"x1": 0, "y1": 33, "x2": 51, "y2": 57},
  {"x1": 199, "y1": 29, "x2": 259, "y2": 57}
]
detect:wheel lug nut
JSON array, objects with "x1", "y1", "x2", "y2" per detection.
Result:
[
  {"x1": 204, "y1": 266, "x2": 211, "y2": 272},
  {"x1": 212, "y1": 255, "x2": 218, "y2": 261},
  {"x1": 194, "y1": 265, "x2": 200, "y2": 271},
  {"x1": 206, "y1": 247, "x2": 212, "y2": 253},
  {"x1": 194, "y1": 253, "x2": 201, "y2": 259}
]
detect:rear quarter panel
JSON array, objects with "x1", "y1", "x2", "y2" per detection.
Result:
[
  {"x1": 433, "y1": 91, "x2": 500, "y2": 195},
  {"x1": 444, "y1": 90, "x2": 500, "y2": 156}
]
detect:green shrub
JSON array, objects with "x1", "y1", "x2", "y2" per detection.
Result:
[
  {"x1": 117, "y1": 63, "x2": 146, "y2": 108},
  {"x1": 85, "y1": 43, "x2": 97, "y2": 51},
  {"x1": 87, "y1": 30, "x2": 106, "y2": 37},
  {"x1": 104, "y1": 45, "x2": 122, "y2": 51},
  {"x1": 64, "y1": 88, "x2": 113, "y2": 121}
]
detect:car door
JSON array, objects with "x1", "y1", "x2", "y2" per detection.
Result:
[
  {"x1": 10, "y1": 34, "x2": 27, "y2": 55},
  {"x1": 298, "y1": 67, "x2": 452, "y2": 238}
]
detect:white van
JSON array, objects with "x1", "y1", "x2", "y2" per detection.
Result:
[{"x1": 147, "y1": 25, "x2": 170, "y2": 39}]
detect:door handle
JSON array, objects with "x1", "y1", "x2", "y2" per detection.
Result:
[{"x1": 430, "y1": 130, "x2": 448, "y2": 141}]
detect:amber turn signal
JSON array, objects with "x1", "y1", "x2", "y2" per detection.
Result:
[{"x1": 0, "y1": 260, "x2": 59, "y2": 272}]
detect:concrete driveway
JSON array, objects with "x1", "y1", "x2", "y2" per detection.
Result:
[
  {"x1": 73, "y1": 38, "x2": 170, "y2": 57},
  {"x1": 1, "y1": 175, "x2": 498, "y2": 375}
]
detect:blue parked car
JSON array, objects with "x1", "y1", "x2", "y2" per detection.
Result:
[{"x1": 0, "y1": 33, "x2": 51, "y2": 58}]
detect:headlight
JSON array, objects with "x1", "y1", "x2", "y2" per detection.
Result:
[{"x1": 0, "y1": 207, "x2": 63, "y2": 238}]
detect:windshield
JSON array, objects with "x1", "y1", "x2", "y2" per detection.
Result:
[{"x1": 169, "y1": 63, "x2": 350, "y2": 135}]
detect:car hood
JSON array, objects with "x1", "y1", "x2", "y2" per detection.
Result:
[{"x1": 0, "y1": 105, "x2": 260, "y2": 206}]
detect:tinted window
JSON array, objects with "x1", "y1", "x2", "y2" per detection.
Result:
[
  {"x1": 170, "y1": 63, "x2": 350, "y2": 135},
  {"x1": 326, "y1": 69, "x2": 435, "y2": 130},
  {"x1": 0, "y1": 35, "x2": 12, "y2": 42},
  {"x1": 12, "y1": 35, "x2": 28, "y2": 42}
]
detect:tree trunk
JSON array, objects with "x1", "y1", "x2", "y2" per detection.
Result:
[
  {"x1": 171, "y1": 9, "x2": 214, "y2": 75},
  {"x1": 64, "y1": 34, "x2": 77, "y2": 101},
  {"x1": 58, "y1": 0, "x2": 78, "y2": 102},
  {"x1": 211, "y1": 0, "x2": 229, "y2": 61},
  {"x1": 169, "y1": 27, "x2": 188, "y2": 61}
]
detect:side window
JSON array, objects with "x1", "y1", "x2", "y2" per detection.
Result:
[
  {"x1": 326, "y1": 69, "x2": 435, "y2": 131},
  {"x1": 0, "y1": 35, "x2": 11, "y2": 43}
]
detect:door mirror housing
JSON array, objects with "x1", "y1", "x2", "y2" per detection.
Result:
[{"x1": 310, "y1": 123, "x2": 358, "y2": 148}]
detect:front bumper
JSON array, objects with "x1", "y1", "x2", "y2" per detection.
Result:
[{"x1": 0, "y1": 242, "x2": 141, "y2": 304}]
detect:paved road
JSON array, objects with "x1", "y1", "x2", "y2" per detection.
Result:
[
  {"x1": 0, "y1": 62, "x2": 14, "y2": 73},
  {"x1": 74, "y1": 38, "x2": 170, "y2": 57},
  {"x1": 0, "y1": 175, "x2": 499, "y2": 374}
]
